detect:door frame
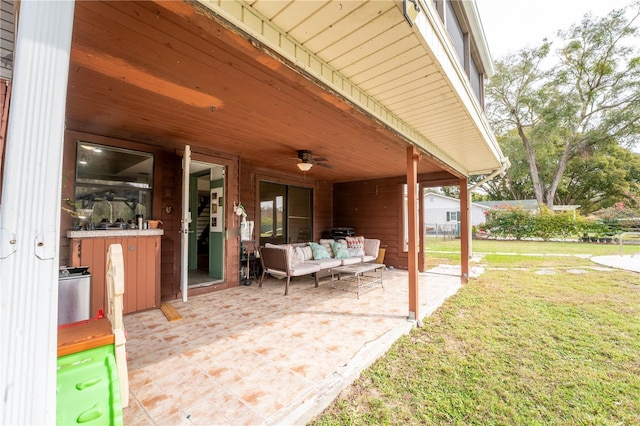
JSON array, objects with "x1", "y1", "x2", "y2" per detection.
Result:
[{"x1": 177, "y1": 148, "x2": 240, "y2": 301}]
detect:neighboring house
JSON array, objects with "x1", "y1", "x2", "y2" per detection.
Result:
[
  {"x1": 424, "y1": 192, "x2": 490, "y2": 228},
  {"x1": 1, "y1": 1, "x2": 508, "y2": 422}
]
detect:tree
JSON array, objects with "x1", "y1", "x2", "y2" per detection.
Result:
[
  {"x1": 483, "y1": 129, "x2": 640, "y2": 214},
  {"x1": 558, "y1": 140, "x2": 640, "y2": 213},
  {"x1": 486, "y1": 3, "x2": 640, "y2": 209}
]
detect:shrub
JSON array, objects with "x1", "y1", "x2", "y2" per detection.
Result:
[
  {"x1": 485, "y1": 206, "x2": 535, "y2": 240},
  {"x1": 486, "y1": 206, "x2": 598, "y2": 241}
]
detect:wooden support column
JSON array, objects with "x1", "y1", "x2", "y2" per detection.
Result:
[
  {"x1": 418, "y1": 183, "x2": 426, "y2": 272},
  {"x1": 407, "y1": 146, "x2": 420, "y2": 322},
  {"x1": 459, "y1": 178, "x2": 470, "y2": 284}
]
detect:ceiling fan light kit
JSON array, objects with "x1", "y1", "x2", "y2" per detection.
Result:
[{"x1": 297, "y1": 162, "x2": 313, "y2": 171}]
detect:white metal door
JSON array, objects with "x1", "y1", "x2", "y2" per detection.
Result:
[{"x1": 180, "y1": 145, "x2": 191, "y2": 302}]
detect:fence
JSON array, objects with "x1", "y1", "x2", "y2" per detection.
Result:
[{"x1": 425, "y1": 222, "x2": 460, "y2": 240}]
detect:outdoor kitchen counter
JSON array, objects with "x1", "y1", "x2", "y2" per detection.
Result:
[
  {"x1": 67, "y1": 229, "x2": 164, "y2": 238},
  {"x1": 67, "y1": 230, "x2": 163, "y2": 315}
]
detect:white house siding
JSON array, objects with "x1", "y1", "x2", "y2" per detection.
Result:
[
  {"x1": 424, "y1": 193, "x2": 488, "y2": 228},
  {"x1": 1, "y1": 0, "x2": 14, "y2": 80}
]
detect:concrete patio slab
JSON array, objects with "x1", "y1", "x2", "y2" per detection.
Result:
[{"x1": 122, "y1": 268, "x2": 464, "y2": 425}]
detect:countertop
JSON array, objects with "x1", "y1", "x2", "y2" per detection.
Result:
[
  {"x1": 57, "y1": 317, "x2": 114, "y2": 357},
  {"x1": 67, "y1": 229, "x2": 165, "y2": 238}
]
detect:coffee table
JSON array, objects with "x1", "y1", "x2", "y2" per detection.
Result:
[{"x1": 330, "y1": 263, "x2": 385, "y2": 298}]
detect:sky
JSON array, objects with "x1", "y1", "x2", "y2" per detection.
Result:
[
  {"x1": 477, "y1": 0, "x2": 640, "y2": 153},
  {"x1": 477, "y1": 0, "x2": 635, "y2": 60}
]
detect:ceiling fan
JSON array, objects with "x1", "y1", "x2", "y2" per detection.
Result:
[{"x1": 294, "y1": 150, "x2": 333, "y2": 171}]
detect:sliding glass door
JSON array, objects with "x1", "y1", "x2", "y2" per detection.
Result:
[{"x1": 259, "y1": 181, "x2": 312, "y2": 245}]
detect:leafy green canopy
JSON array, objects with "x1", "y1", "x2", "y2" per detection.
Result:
[{"x1": 486, "y1": 2, "x2": 640, "y2": 214}]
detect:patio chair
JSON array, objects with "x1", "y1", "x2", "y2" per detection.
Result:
[{"x1": 258, "y1": 246, "x2": 321, "y2": 295}]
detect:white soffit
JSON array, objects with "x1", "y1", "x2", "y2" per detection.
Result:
[{"x1": 197, "y1": 0, "x2": 504, "y2": 175}]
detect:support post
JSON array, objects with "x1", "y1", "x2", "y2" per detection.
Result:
[
  {"x1": 0, "y1": 2, "x2": 75, "y2": 424},
  {"x1": 418, "y1": 183, "x2": 426, "y2": 272},
  {"x1": 407, "y1": 146, "x2": 420, "y2": 321},
  {"x1": 459, "y1": 178, "x2": 470, "y2": 283}
]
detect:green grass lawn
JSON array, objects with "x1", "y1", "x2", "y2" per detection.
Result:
[
  {"x1": 423, "y1": 238, "x2": 640, "y2": 269},
  {"x1": 311, "y1": 241, "x2": 640, "y2": 425}
]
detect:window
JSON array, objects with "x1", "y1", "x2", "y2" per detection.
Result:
[
  {"x1": 259, "y1": 181, "x2": 312, "y2": 244},
  {"x1": 440, "y1": 0, "x2": 486, "y2": 108},
  {"x1": 260, "y1": 196, "x2": 284, "y2": 238},
  {"x1": 402, "y1": 184, "x2": 420, "y2": 252},
  {"x1": 446, "y1": 211, "x2": 461, "y2": 222},
  {"x1": 74, "y1": 142, "x2": 154, "y2": 226},
  {"x1": 446, "y1": 0, "x2": 465, "y2": 66}
]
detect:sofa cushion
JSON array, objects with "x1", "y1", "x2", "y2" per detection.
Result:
[
  {"x1": 361, "y1": 255, "x2": 377, "y2": 263},
  {"x1": 319, "y1": 239, "x2": 335, "y2": 257},
  {"x1": 307, "y1": 258, "x2": 342, "y2": 269},
  {"x1": 290, "y1": 262, "x2": 321, "y2": 277},
  {"x1": 345, "y1": 236, "x2": 365, "y2": 257},
  {"x1": 363, "y1": 238, "x2": 380, "y2": 257},
  {"x1": 340, "y1": 256, "x2": 362, "y2": 266},
  {"x1": 331, "y1": 241, "x2": 349, "y2": 259},
  {"x1": 309, "y1": 242, "x2": 331, "y2": 260}
]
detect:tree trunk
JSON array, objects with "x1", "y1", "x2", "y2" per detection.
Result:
[
  {"x1": 516, "y1": 120, "x2": 545, "y2": 205},
  {"x1": 546, "y1": 136, "x2": 578, "y2": 209}
]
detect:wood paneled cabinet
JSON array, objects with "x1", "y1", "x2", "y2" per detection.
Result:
[{"x1": 68, "y1": 231, "x2": 162, "y2": 315}]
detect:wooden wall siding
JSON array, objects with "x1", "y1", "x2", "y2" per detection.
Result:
[
  {"x1": 334, "y1": 177, "x2": 408, "y2": 269},
  {"x1": 159, "y1": 153, "x2": 181, "y2": 301},
  {"x1": 333, "y1": 172, "x2": 459, "y2": 269},
  {"x1": 0, "y1": 0, "x2": 13, "y2": 80},
  {"x1": 314, "y1": 180, "x2": 333, "y2": 240}
]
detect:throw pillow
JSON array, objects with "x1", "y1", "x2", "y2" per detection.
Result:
[
  {"x1": 318, "y1": 239, "x2": 335, "y2": 257},
  {"x1": 309, "y1": 242, "x2": 331, "y2": 260},
  {"x1": 300, "y1": 245, "x2": 313, "y2": 261},
  {"x1": 345, "y1": 236, "x2": 365, "y2": 257},
  {"x1": 331, "y1": 241, "x2": 349, "y2": 259},
  {"x1": 293, "y1": 246, "x2": 306, "y2": 264}
]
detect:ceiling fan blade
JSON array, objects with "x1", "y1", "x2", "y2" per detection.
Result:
[
  {"x1": 313, "y1": 157, "x2": 329, "y2": 162},
  {"x1": 315, "y1": 162, "x2": 333, "y2": 169}
]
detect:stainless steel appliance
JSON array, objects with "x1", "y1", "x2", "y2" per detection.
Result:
[{"x1": 58, "y1": 266, "x2": 91, "y2": 325}]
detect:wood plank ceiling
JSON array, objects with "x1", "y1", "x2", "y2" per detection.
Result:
[{"x1": 65, "y1": 0, "x2": 489, "y2": 183}]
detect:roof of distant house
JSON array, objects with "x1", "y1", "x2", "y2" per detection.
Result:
[{"x1": 423, "y1": 191, "x2": 491, "y2": 210}]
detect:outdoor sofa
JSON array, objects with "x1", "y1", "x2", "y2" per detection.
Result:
[{"x1": 258, "y1": 237, "x2": 381, "y2": 295}]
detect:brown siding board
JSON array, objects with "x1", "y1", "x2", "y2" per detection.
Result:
[{"x1": 334, "y1": 178, "x2": 404, "y2": 268}]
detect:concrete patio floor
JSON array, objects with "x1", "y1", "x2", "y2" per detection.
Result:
[{"x1": 122, "y1": 267, "x2": 470, "y2": 425}]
